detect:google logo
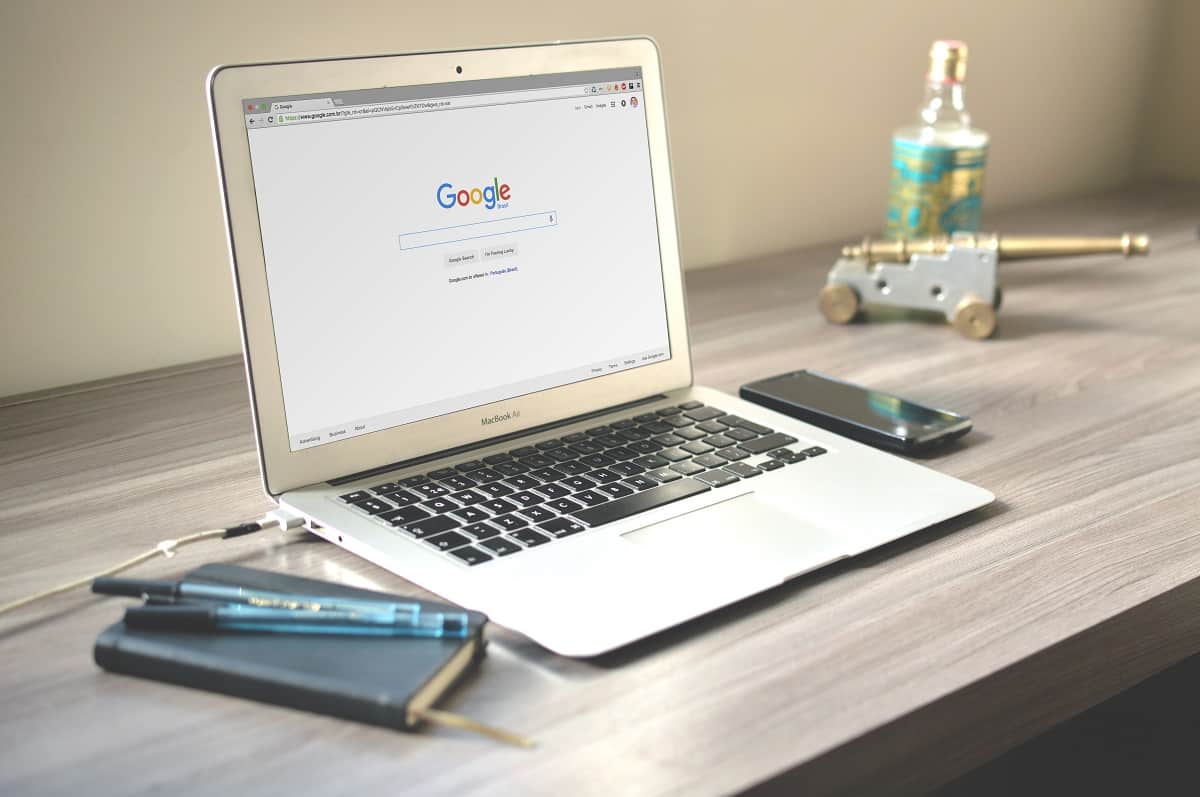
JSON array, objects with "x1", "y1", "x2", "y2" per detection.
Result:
[{"x1": 437, "y1": 178, "x2": 512, "y2": 210}]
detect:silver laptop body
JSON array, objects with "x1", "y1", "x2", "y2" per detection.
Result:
[{"x1": 208, "y1": 38, "x2": 993, "y2": 656}]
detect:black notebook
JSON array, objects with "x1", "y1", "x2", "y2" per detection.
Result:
[{"x1": 93, "y1": 564, "x2": 488, "y2": 731}]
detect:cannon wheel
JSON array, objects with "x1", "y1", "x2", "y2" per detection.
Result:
[
  {"x1": 951, "y1": 295, "x2": 997, "y2": 340},
  {"x1": 818, "y1": 283, "x2": 861, "y2": 324}
]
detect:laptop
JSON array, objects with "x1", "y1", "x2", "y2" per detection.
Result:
[{"x1": 208, "y1": 38, "x2": 993, "y2": 656}]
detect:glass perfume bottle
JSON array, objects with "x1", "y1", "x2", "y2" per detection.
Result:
[{"x1": 885, "y1": 40, "x2": 989, "y2": 239}]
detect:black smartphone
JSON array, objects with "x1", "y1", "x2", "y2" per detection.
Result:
[{"x1": 739, "y1": 370, "x2": 972, "y2": 454}]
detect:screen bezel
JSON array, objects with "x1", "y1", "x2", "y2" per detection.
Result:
[{"x1": 208, "y1": 39, "x2": 692, "y2": 496}]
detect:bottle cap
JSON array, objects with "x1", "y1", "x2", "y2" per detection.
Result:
[{"x1": 928, "y1": 40, "x2": 968, "y2": 83}]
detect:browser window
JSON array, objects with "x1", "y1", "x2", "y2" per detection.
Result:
[{"x1": 242, "y1": 69, "x2": 669, "y2": 451}]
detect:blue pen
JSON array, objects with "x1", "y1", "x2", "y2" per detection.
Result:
[
  {"x1": 122, "y1": 603, "x2": 471, "y2": 638},
  {"x1": 93, "y1": 577, "x2": 421, "y2": 620}
]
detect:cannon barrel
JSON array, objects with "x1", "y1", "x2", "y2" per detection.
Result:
[{"x1": 842, "y1": 233, "x2": 1150, "y2": 264}]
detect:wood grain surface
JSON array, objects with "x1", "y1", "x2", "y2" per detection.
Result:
[{"x1": 1, "y1": 183, "x2": 1198, "y2": 796}]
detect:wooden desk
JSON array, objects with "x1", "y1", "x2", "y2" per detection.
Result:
[{"x1": 2, "y1": 184, "x2": 1198, "y2": 795}]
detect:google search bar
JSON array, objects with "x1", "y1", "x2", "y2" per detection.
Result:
[{"x1": 398, "y1": 211, "x2": 558, "y2": 250}]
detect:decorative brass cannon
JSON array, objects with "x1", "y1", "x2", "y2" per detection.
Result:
[{"x1": 818, "y1": 232, "x2": 1151, "y2": 339}]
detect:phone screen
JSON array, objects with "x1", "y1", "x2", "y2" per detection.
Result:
[{"x1": 750, "y1": 371, "x2": 967, "y2": 439}]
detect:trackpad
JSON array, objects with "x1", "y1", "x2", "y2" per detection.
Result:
[{"x1": 622, "y1": 493, "x2": 844, "y2": 577}]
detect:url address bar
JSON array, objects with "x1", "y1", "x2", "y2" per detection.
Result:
[{"x1": 274, "y1": 84, "x2": 591, "y2": 126}]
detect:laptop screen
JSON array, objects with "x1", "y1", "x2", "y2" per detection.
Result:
[{"x1": 241, "y1": 68, "x2": 671, "y2": 451}]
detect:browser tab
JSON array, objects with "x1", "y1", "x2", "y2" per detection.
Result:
[{"x1": 270, "y1": 98, "x2": 335, "y2": 113}]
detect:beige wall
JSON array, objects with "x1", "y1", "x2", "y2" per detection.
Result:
[
  {"x1": 0, "y1": 0, "x2": 1185, "y2": 397},
  {"x1": 1142, "y1": 0, "x2": 1200, "y2": 181}
]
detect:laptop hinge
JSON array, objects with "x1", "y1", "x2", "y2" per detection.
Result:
[{"x1": 328, "y1": 394, "x2": 669, "y2": 486}]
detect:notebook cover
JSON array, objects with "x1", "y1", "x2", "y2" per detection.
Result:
[{"x1": 93, "y1": 564, "x2": 488, "y2": 730}]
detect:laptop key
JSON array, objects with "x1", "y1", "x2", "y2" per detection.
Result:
[
  {"x1": 656, "y1": 406, "x2": 683, "y2": 416},
  {"x1": 757, "y1": 459, "x2": 785, "y2": 471},
  {"x1": 739, "y1": 432, "x2": 800, "y2": 455},
  {"x1": 623, "y1": 475, "x2": 658, "y2": 491},
  {"x1": 647, "y1": 467, "x2": 682, "y2": 483},
  {"x1": 633, "y1": 454, "x2": 670, "y2": 470},
  {"x1": 481, "y1": 537, "x2": 522, "y2": 556},
  {"x1": 610, "y1": 461, "x2": 645, "y2": 477},
  {"x1": 449, "y1": 489, "x2": 486, "y2": 505},
  {"x1": 535, "y1": 439, "x2": 565, "y2": 450},
  {"x1": 595, "y1": 434, "x2": 628, "y2": 449},
  {"x1": 547, "y1": 497, "x2": 584, "y2": 514},
  {"x1": 653, "y1": 433, "x2": 686, "y2": 447},
  {"x1": 510, "y1": 446, "x2": 537, "y2": 458},
  {"x1": 716, "y1": 447, "x2": 750, "y2": 461},
  {"x1": 461, "y1": 521, "x2": 502, "y2": 540},
  {"x1": 803, "y1": 446, "x2": 828, "y2": 457},
  {"x1": 424, "y1": 531, "x2": 472, "y2": 551},
  {"x1": 681, "y1": 440, "x2": 713, "y2": 455},
  {"x1": 696, "y1": 469, "x2": 740, "y2": 487},
  {"x1": 492, "y1": 461, "x2": 529, "y2": 477},
  {"x1": 704, "y1": 434, "x2": 736, "y2": 449},
  {"x1": 354, "y1": 497, "x2": 393, "y2": 515},
  {"x1": 378, "y1": 488, "x2": 422, "y2": 506},
  {"x1": 721, "y1": 415, "x2": 774, "y2": 435},
  {"x1": 539, "y1": 518, "x2": 586, "y2": 539},
  {"x1": 562, "y1": 475, "x2": 597, "y2": 491},
  {"x1": 724, "y1": 427, "x2": 758, "y2": 442},
  {"x1": 510, "y1": 528, "x2": 552, "y2": 548},
  {"x1": 770, "y1": 448, "x2": 807, "y2": 464},
  {"x1": 570, "y1": 441, "x2": 605, "y2": 456},
  {"x1": 429, "y1": 468, "x2": 457, "y2": 480},
  {"x1": 674, "y1": 426, "x2": 707, "y2": 440},
  {"x1": 547, "y1": 449, "x2": 578, "y2": 463},
  {"x1": 449, "y1": 546, "x2": 492, "y2": 566},
  {"x1": 626, "y1": 440, "x2": 662, "y2": 454},
  {"x1": 520, "y1": 454, "x2": 557, "y2": 469},
  {"x1": 669, "y1": 460, "x2": 706, "y2": 476},
  {"x1": 610, "y1": 419, "x2": 637, "y2": 429},
  {"x1": 585, "y1": 425, "x2": 612, "y2": 436},
  {"x1": 422, "y1": 497, "x2": 460, "y2": 513},
  {"x1": 482, "y1": 453, "x2": 512, "y2": 465},
  {"x1": 451, "y1": 507, "x2": 489, "y2": 524},
  {"x1": 587, "y1": 468, "x2": 622, "y2": 484},
  {"x1": 574, "y1": 478, "x2": 711, "y2": 527},
  {"x1": 562, "y1": 432, "x2": 589, "y2": 444},
  {"x1": 531, "y1": 467, "x2": 565, "y2": 482},
  {"x1": 481, "y1": 498, "x2": 518, "y2": 515},
  {"x1": 683, "y1": 406, "x2": 726, "y2": 421},
  {"x1": 677, "y1": 401, "x2": 704, "y2": 410},
  {"x1": 509, "y1": 490, "x2": 544, "y2": 507},
  {"x1": 597, "y1": 483, "x2": 636, "y2": 499},
  {"x1": 413, "y1": 483, "x2": 449, "y2": 498},
  {"x1": 440, "y1": 475, "x2": 477, "y2": 491},
  {"x1": 557, "y1": 460, "x2": 591, "y2": 476},
  {"x1": 606, "y1": 446, "x2": 639, "y2": 461},
  {"x1": 380, "y1": 505, "x2": 432, "y2": 526},
  {"x1": 405, "y1": 515, "x2": 460, "y2": 537},
  {"x1": 339, "y1": 490, "x2": 371, "y2": 504},
  {"x1": 617, "y1": 428, "x2": 648, "y2": 442},
  {"x1": 572, "y1": 489, "x2": 608, "y2": 506},
  {"x1": 633, "y1": 413, "x2": 658, "y2": 423},
  {"x1": 580, "y1": 453, "x2": 616, "y2": 468},
  {"x1": 479, "y1": 482, "x2": 514, "y2": 498},
  {"x1": 532, "y1": 483, "x2": 571, "y2": 499},
  {"x1": 368, "y1": 483, "x2": 403, "y2": 495},
  {"x1": 664, "y1": 415, "x2": 696, "y2": 429},
  {"x1": 507, "y1": 474, "x2": 540, "y2": 490},
  {"x1": 657, "y1": 447, "x2": 693, "y2": 462},
  {"x1": 467, "y1": 467, "x2": 503, "y2": 484},
  {"x1": 518, "y1": 506, "x2": 557, "y2": 524},
  {"x1": 640, "y1": 421, "x2": 673, "y2": 435},
  {"x1": 696, "y1": 420, "x2": 729, "y2": 435},
  {"x1": 723, "y1": 462, "x2": 762, "y2": 479},
  {"x1": 456, "y1": 460, "x2": 485, "y2": 472},
  {"x1": 491, "y1": 514, "x2": 528, "y2": 531},
  {"x1": 693, "y1": 453, "x2": 727, "y2": 469},
  {"x1": 400, "y1": 475, "x2": 429, "y2": 487}
]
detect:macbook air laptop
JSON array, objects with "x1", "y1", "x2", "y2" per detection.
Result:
[{"x1": 208, "y1": 38, "x2": 993, "y2": 656}]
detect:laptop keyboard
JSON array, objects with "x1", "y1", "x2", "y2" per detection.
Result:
[{"x1": 335, "y1": 401, "x2": 826, "y2": 566}]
